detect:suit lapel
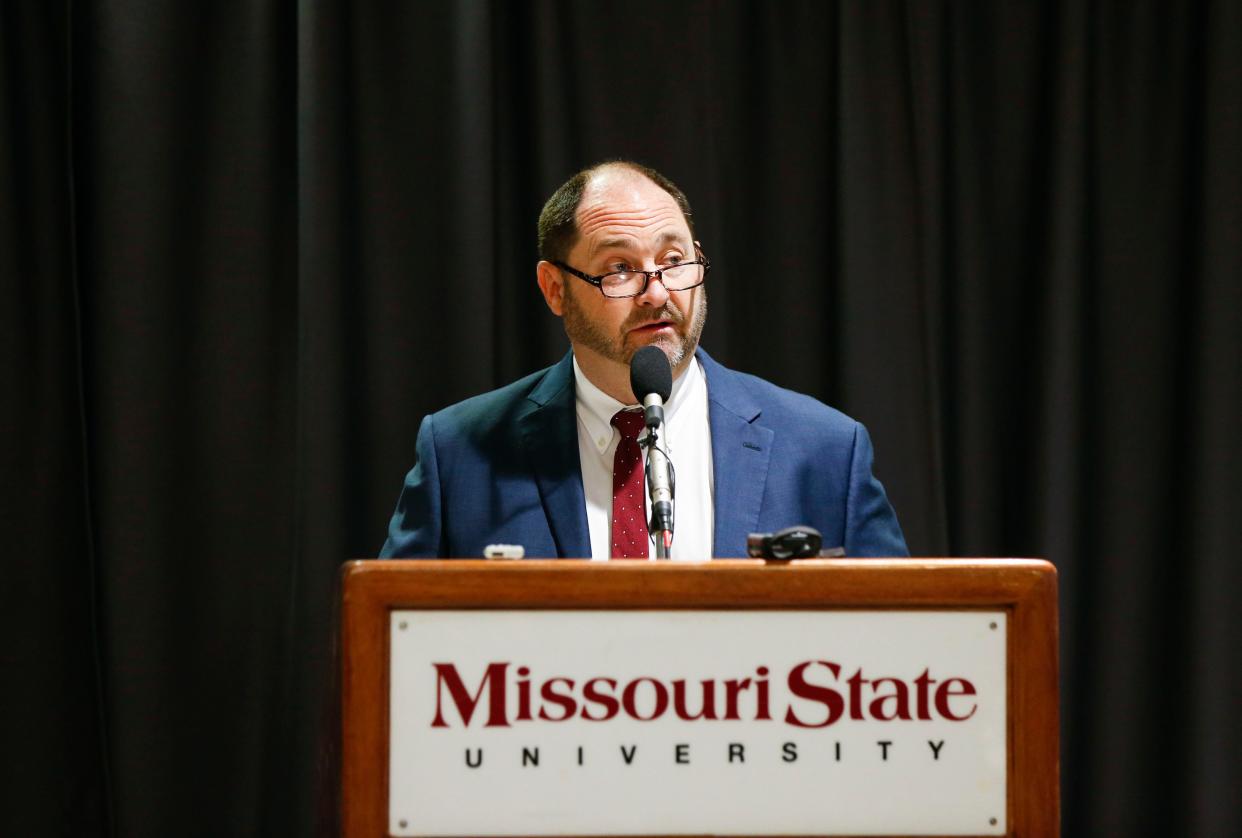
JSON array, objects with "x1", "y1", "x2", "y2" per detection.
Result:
[
  {"x1": 518, "y1": 353, "x2": 591, "y2": 558},
  {"x1": 700, "y1": 351, "x2": 773, "y2": 557}
]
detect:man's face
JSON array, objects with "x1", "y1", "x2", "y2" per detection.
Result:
[{"x1": 545, "y1": 171, "x2": 707, "y2": 374}]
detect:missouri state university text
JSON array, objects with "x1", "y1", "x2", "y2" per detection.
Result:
[{"x1": 429, "y1": 661, "x2": 980, "y2": 729}]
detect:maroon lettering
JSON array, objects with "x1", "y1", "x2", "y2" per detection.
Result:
[
  {"x1": 914, "y1": 668, "x2": 936, "y2": 720},
  {"x1": 784, "y1": 660, "x2": 845, "y2": 728},
  {"x1": 581, "y1": 678, "x2": 620, "y2": 721},
  {"x1": 846, "y1": 668, "x2": 869, "y2": 720},
  {"x1": 935, "y1": 678, "x2": 978, "y2": 720},
  {"x1": 755, "y1": 666, "x2": 772, "y2": 720},
  {"x1": 430, "y1": 661, "x2": 979, "y2": 728},
  {"x1": 869, "y1": 677, "x2": 912, "y2": 721},
  {"x1": 516, "y1": 666, "x2": 532, "y2": 721},
  {"x1": 537, "y1": 677, "x2": 577, "y2": 721},
  {"x1": 672, "y1": 679, "x2": 718, "y2": 720},
  {"x1": 622, "y1": 677, "x2": 670, "y2": 721},
  {"x1": 722, "y1": 678, "x2": 752, "y2": 720},
  {"x1": 431, "y1": 662, "x2": 509, "y2": 728}
]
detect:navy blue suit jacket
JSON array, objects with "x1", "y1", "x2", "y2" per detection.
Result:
[{"x1": 380, "y1": 350, "x2": 907, "y2": 558}]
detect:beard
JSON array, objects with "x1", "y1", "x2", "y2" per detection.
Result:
[{"x1": 561, "y1": 283, "x2": 707, "y2": 371}]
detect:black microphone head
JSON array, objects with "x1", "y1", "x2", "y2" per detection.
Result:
[{"x1": 630, "y1": 345, "x2": 673, "y2": 404}]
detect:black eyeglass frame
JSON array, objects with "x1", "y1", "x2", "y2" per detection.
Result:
[{"x1": 551, "y1": 246, "x2": 711, "y2": 299}]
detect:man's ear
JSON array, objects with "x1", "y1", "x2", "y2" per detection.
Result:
[{"x1": 536, "y1": 261, "x2": 566, "y2": 316}]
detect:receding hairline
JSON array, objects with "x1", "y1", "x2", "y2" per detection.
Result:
[
  {"x1": 579, "y1": 160, "x2": 665, "y2": 193},
  {"x1": 536, "y1": 160, "x2": 695, "y2": 263}
]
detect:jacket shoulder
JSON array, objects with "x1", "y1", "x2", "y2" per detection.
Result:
[
  {"x1": 701, "y1": 353, "x2": 860, "y2": 440},
  {"x1": 429, "y1": 362, "x2": 565, "y2": 438}
]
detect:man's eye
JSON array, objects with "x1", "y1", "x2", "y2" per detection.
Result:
[
  {"x1": 608, "y1": 263, "x2": 633, "y2": 273},
  {"x1": 662, "y1": 253, "x2": 685, "y2": 266}
]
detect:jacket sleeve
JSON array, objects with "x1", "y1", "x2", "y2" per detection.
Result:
[
  {"x1": 379, "y1": 414, "x2": 444, "y2": 558},
  {"x1": 843, "y1": 421, "x2": 909, "y2": 557}
]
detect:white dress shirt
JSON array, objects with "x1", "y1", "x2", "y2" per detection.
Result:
[{"x1": 573, "y1": 355, "x2": 715, "y2": 560}]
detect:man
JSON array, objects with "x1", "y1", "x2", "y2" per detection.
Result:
[{"x1": 381, "y1": 161, "x2": 906, "y2": 559}]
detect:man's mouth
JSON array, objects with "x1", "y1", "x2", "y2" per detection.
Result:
[{"x1": 631, "y1": 320, "x2": 674, "y2": 333}]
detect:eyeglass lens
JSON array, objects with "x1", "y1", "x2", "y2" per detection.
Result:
[{"x1": 600, "y1": 263, "x2": 704, "y2": 297}]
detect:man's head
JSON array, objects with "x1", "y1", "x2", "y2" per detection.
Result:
[
  {"x1": 536, "y1": 161, "x2": 708, "y2": 391},
  {"x1": 537, "y1": 161, "x2": 696, "y2": 264}
]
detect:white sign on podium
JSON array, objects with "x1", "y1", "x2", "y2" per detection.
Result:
[{"x1": 389, "y1": 609, "x2": 1007, "y2": 836}]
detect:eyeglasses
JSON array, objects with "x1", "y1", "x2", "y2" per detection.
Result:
[{"x1": 552, "y1": 246, "x2": 711, "y2": 299}]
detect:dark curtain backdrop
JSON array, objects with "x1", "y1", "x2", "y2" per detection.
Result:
[{"x1": 3, "y1": 1, "x2": 1239, "y2": 835}]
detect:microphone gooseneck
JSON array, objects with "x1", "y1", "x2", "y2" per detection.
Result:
[{"x1": 629, "y1": 346, "x2": 675, "y2": 558}]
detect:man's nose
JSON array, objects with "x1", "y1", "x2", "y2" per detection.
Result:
[{"x1": 635, "y1": 271, "x2": 671, "y2": 307}]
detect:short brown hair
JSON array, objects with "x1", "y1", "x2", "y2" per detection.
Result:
[{"x1": 537, "y1": 161, "x2": 695, "y2": 263}]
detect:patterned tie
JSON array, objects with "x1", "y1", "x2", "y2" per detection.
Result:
[{"x1": 610, "y1": 409, "x2": 649, "y2": 559}]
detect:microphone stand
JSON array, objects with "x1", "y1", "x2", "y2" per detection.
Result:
[
  {"x1": 630, "y1": 346, "x2": 675, "y2": 559},
  {"x1": 641, "y1": 401, "x2": 675, "y2": 559}
]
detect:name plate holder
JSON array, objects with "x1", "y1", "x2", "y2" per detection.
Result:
[{"x1": 341, "y1": 559, "x2": 1058, "y2": 837}]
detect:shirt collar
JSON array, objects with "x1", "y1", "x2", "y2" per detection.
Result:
[{"x1": 572, "y1": 353, "x2": 701, "y2": 454}]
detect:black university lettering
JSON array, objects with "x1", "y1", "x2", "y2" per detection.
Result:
[{"x1": 455, "y1": 740, "x2": 957, "y2": 769}]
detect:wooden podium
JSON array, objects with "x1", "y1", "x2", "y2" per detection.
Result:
[{"x1": 341, "y1": 559, "x2": 1058, "y2": 837}]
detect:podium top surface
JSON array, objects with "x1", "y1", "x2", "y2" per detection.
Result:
[{"x1": 341, "y1": 558, "x2": 1055, "y2": 610}]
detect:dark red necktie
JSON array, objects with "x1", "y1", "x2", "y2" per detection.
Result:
[{"x1": 610, "y1": 409, "x2": 649, "y2": 559}]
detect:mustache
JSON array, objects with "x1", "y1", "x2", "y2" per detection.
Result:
[{"x1": 622, "y1": 303, "x2": 684, "y2": 330}]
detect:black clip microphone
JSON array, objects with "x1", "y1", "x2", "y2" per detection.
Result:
[
  {"x1": 629, "y1": 346, "x2": 675, "y2": 558},
  {"x1": 746, "y1": 526, "x2": 831, "y2": 559}
]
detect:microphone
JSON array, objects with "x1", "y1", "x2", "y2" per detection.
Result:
[
  {"x1": 629, "y1": 346, "x2": 675, "y2": 558},
  {"x1": 629, "y1": 345, "x2": 673, "y2": 428}
]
